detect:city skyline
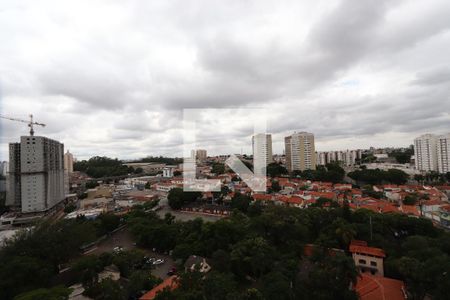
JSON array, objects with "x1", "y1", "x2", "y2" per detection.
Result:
[{"x1": 1, "y1": 0, "x2": 450, "y2": 160}]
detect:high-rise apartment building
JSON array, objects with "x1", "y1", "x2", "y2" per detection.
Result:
[
  {"x1": 285, "y1": 132, "x2": 316, "y2": 172},
  {"x1": 6, "y1": 136, "x2": 65, "y2": 213},
  {"x1": 196, "y1": 149, "x2": 207, "y2": 161},
  {"x1": 317, "y1": 152, "x2": 327, "y2": 166},
  {"x1": 64, "y1": 150, "x2": 74, "y2": 173},
  {"x1": 414, "y1": 134, "x2": 439, "y2": 172},
  {"x1": 252, "y1": 133, "x2": 273, "y2": 176},
  {"x1": 316, "y1": 149, "x2": 361, "y2": 166},
  {"x1": 437, "y1": 134, "x2": 450, "y2": 174},
  {"x1": 0, "y1": 161, "x2": 8, "y2": 176}
]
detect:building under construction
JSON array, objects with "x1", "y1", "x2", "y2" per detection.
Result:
[{"x1": 7, "y1": 136, "x2": 65, "y2": 213}]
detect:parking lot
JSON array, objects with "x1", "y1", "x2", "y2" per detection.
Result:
[{"x1": 87, "y1": 227, "x2": 175, "y2": 279}]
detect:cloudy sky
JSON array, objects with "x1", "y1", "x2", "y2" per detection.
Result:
[{"x1": 1, "y1": 0, "x2": 449, "y2": 160}]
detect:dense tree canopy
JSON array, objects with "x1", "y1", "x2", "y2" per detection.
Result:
[
  {"x1": 389, "y1": 148, "x2": 413, "y2": 164},
  {"x1": 0, "y1": 214, "x2": 122, "y2": 300},
  {"x1": 211, "y1": 163, "x2": 226, "y2": 175},
  {"x1": 74, "y1": 156, "x2": 133, "y2": 178},
  {"x1": 292, "y1": 163, "x2": 345, "y2": 183},
  {"x1": 348, "y1": 168, "x2": 409, "y2": 185},
  {"x1": 2, "y1": 197, "x2": 450, "y2": 300},
  {"x1": 266, "y1": 162, "x2": 288, "y2": 178},
  {"x1": 167, "y1": 188, "x2": 201, "y2": 210},
  {"x1": 138, "y1": 156, "x2": 182, "y2": 165},
  {"x1": 126, "y1": 202, "x2": 450, "y2": 300}
]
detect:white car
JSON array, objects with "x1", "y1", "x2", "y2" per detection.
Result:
[
  {"x1": 152, "y1": 259, "x2": 165, "y2": 265},
  {"x1": 113, "y1": 246, "x2": 123, "y2": 253}
]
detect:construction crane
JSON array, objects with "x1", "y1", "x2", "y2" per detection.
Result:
[{"x1": 0, "y1": 114, "x2": 46, "y2": 136}]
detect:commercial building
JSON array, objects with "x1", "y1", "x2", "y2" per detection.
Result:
[
  {"x1": 437, "y1": 134, "x2": 450, "y2": 174},
  {"x1": 252, "y1": 133, "x2": 273, "y2": 175},
  {"x1": 6, "y1": 136, "x2": 65, "y2": 213},
  {"x1": 285, "y1": 132, "x2": 316, "y2": 172}
]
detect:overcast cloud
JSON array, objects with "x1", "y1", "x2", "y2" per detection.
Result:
[{"x1": 1, "y1": 0, "x2": 450, "y2": 160}]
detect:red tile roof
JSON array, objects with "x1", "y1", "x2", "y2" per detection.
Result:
[
  {"x1": 441, "y1": 205, "x2": 450, "y2": 212},
  {"x1": 355, "y1": 273, "x2": 406, "y2": 300},
  {"x1": 351, "y1": 240, "x2": 368, "y2": 246},
  {"x1": 349, "y1": 245, "x2": 386, "y2": 258},
  {"x1": 140, "y1": 276, "x2": 179, "y2": 300},
  {"x1": 252, "y1": 194, "x2": 273, "y2": 201},
  {"x1": 401, "y1": 205, "x2": 420, "y2": 216}
]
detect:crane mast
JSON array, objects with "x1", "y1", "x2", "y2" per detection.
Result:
[{"x1": 0, "y1": 114, "x2": 46, "y2": 136}]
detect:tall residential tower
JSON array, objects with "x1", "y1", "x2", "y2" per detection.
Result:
[
  {"x1": 285, "y1": 132, "x2": 316, "y2": 172},
  {"x1": 64, "y1": 150, "x2": 74, "y2": 173},
  {"x1": 252, "y1": 133, "x2": 273, "y2": 176},
  {"x1": 414, "y1": 134, "x2": 438, "y2": 172},
  {"x1": 437, "y1": 134, "x2": 450, "y2": 174}
]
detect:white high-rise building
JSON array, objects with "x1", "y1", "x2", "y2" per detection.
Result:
[
  {"x1": 252, "y1": 133, "x2": 273, "y2": 176},
  {"x1": 0, "y1": 161, "x2": 8, "y2": 176},
  {"x1": 285, "y1": 132, "x2": 316, "y2": 172},
  {"x1": 316, "y1": 152, "x2": 327, "y2": 166},
  {"x1": 7, "y1": 136, "x2": 65, "y2": 213},
  {"x1": 414, "y1": 134, "x2": 438, "y2": 172},
  {"x1": 64, "y1": 150, "x2": 74, "y2": 173},
  {"x1": 316, "y1": 150, "x2": 360, "y2": 166},
  {"x1": 437, "y1": 134, "x2": 450, "y2": 174}
]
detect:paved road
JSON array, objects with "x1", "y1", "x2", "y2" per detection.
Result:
[{"x1": 87, "y1": 227, "x2": 175, "y2": 279}]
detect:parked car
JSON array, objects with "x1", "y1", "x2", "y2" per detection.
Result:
[
  {"x1": 113, "y1": 246, "x2": 123, "y2": 253},
  {"x1": 153, "y1": 259, "x2": 165, "y2": 265}
]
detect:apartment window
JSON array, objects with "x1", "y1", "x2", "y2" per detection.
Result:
[
  {"x1": 370, "y1": 261, "x2": 377, "y2": 267},
  {"x1": 358, "y1": 259, "x2": 366, "y2": 264}
]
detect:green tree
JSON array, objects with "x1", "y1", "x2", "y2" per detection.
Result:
[
  {"x1": 14, "y1": 285, "x2": 72, "y2": 300},
  {"x1": 231, "y1": 193, "x2": 251, "y2": 213},
  {"x1": 72, "y1": 255, "x2": 104, "y2": 290},
  {"x1": 267, "y1": 163, "x2": 288, "y2": 178},
  {"x1": 260, "y1": 271, "x2": 293, "y2": 300},
  {"x1": 202, "y1": 272, "x2": 238, "y2": 300},
  {"x1": 85, "y1": 181, "x2": 99, "y2": 189},
  {"x1": 96, "y1": 213, "x2": 121, "y2": 235},
  {"x1": 271, "y1": 180, "x2": 281, "y2": 192},
  {"x1": 127, "y1": 271, "x2": 161, "y2": 298},
  {"x1": 91, "y1": 278, "x2": 126, "y2": 300},
  {"x1": 134, "y1": 167, "x2": 144, "y2": 174},
  {"x1": 167, "y1": 188, "x2": 200, "y2": 210},
  {"x1": 403, "y1": 195, "x2": 418, "y2": 205},
  {"x1": 230, "y1": 237, "x2": 275, "y2": 278},
  {"x1": 211, "y1": 249, "x2": 231, "y2": 273},
  {"x1": 212, "y1": 163, "x2": 225, "y2": 175}
]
